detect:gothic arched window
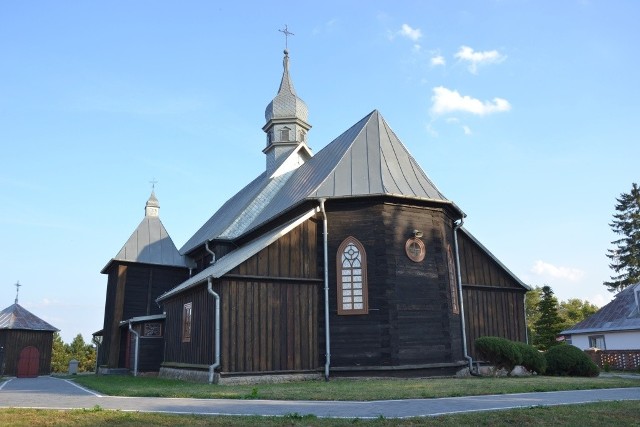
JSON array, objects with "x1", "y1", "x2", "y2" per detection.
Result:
[
  {"x1": 337, "y1": 237, "x2": 368, "y2": 315},
  {"x1": 447, "y1": 245, "x2": 460, "y2": 314}
]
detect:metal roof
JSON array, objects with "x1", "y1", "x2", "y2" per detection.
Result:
[
  {"x1": 119, "y1": 313, "x2": 166, "y2": 326},
  {"x1": 264, "y1": 50, "x2": 309, "y2": 124},
  {"x1": 159, "y1": 208, "x2": 317, "y2": 302},
  {"x1": 103, "y1": 192, "x2": 188, "y2": 272},
  {"x1": 181, "y1": 110, "x2": 462, "y2": 254},
  {"x1": 561, "y1": 284, "x2": 640, "y2": 335},
  {"x1": 0, "y1": 303, "x2": 58, "y2": 331}
]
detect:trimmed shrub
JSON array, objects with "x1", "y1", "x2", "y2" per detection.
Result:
[
  {"x1": 474, "y1": 336, "x2": 522, "y2": 373},
  {"x1": 514, "y1": 341, "x2": 546, "y2": 374},
  {"x1": 544, "y1": 344, "x2": 600, "y2": 377}
]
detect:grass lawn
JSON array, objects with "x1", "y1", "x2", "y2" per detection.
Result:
[
  {"x1": 71, "y1": 374, "x2": 640, "y2": 401},
  {"x1": 2, "y1": 400, "x2": 640, "y2": 426}
]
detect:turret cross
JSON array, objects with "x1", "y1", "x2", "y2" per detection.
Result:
[
  {"x1": 14, "y1": 281, "x2": 21, "y2": 304},
  {"x1": 278, "y1": 25, "x2": 294, "y2": 50}
]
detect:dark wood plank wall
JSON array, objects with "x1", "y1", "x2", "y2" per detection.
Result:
[
  {"x1": 123, "y1": 265, "x2": 189, "y2": 319},
  {"x1": 100, "y1": 263, "x2": 188, "y2": 368},
  {"x1": 163, "y1": 218, "x2": 321, "y2": 373},
  {"x1": 106, "y1": 264, "x2": 127, "y2": 368},
  {"x1": 97, "y1": 266, "x2": 118, "y2": 367},
  {"x1": 0, "y1": 330, "x2": 53, "y2": 376},
  {"x1": 163, "y1": 285, "x2": 216, "y2": 366},
  {"x1": 128, "y1": 324, "x2": 165, "y2": 372},
  {"x1": 324, "y1": 199, "x2": 464, "y2": 368},
  {"x1": 219, "y1": 280, "x2": 319, "y2": 372},
  {"x1": 457, "y1": 231, "x2": 527, "y2": 358}
]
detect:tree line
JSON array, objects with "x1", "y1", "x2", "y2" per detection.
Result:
[
  {"x1": 526, "y1": 285, "x2": 598, "y2": 351},
  {"x1": 51, "y1": 333, "x2": 96, "y2": 373}
]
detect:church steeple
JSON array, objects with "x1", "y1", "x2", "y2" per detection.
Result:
[
  {"x1": 145, "y1": 191, "x2": 160, "y2": 217},
  {"x1": 263, "y1": 48, "x2": 312, "y2": 175}
]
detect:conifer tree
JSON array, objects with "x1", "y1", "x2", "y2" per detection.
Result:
[
  {"x1": 533, "y1": 285, "x2": 564, "y2": 350},
  {"x1": 605, "y1": 183, "x2": 640, "y2": 292}
]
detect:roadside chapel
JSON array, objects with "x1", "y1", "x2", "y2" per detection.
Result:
[
  {"x1": 0, "y1": 286, "x2": 59, "y2": 377},
  {"x1": 96, "y1": 48, "x2": 530, "y2": 382}
]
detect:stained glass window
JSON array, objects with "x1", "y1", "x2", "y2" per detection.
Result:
[{"x1": 337, "y1": 237, "x2": 368, "y2": 315}]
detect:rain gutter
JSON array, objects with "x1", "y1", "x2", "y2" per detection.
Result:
[
  {"x1": 453, "y1": 218, "x2": 480, "y2": 376},
  {"x1": 207, "y1": 277, "x2": 221, "y2": 384},
  {"x1": 128, "y1": 321, "x2": 139, "y2": 377},
  {"x1": 318, "y1": 198, "x2": 331, "y2": 381}
]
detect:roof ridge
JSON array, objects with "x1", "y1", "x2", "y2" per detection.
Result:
[{"x1": 309, "y1": 110, "x2": 378, "y2": 196}]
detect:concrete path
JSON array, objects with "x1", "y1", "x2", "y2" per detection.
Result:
[{"x1": 1, "y1": 376, "x2": 640, "y2": 419}]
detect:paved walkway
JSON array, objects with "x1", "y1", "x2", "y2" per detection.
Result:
[{"x1": 1, "y1": 376, "x2": 640, "y2": 419}]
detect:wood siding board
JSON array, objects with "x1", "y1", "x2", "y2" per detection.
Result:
[
  {"x1": 221, "y1": 284, "x2": 230, "y2": 372},
  {"x1": 108, "y1": 264, "x2": 128, "y2": 368},
  {"x1": 286, "y1": 285, "x2": 294, "y2": 370},
  {"x1": 229, "y1": 281, "x2": 239, "y2": 372}
]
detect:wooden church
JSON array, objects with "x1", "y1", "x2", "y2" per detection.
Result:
[
  {"x1": 96, "y1": 48, "x2": 529, "y2": 381},
  {"x1": 0, "y1": 287, "x2": 59, "y2": 377}
]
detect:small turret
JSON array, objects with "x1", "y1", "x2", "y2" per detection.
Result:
[{"x1": 263, "y1": 49, "x2": 312, "y2": 175}]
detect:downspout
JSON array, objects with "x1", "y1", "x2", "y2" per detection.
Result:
[
  {"x1": 205, "y1": 240, "x2": 216, "y2": 264},
  {"x1": 128, "y1": 321, "x2": 139, "y2": 377},
  {"x1": 91, "y1": 336, "x2": 101, "y2": 374},
  {"x1": 207, "y1": 277, "x2": 221, "y2": 384},
  {"x1": 453, "y1": 218, "x2": 480, "y2": 376},
  {"x1": 318, "y1": 198, "x2": 331, "y2": 381}
]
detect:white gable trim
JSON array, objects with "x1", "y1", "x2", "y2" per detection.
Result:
[{"x1": 157, "y1": 208, "x2": 317, "y2": 302}]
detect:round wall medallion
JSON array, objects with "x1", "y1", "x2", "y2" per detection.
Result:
[{"x1": 405, "y1": 238, "x2": 426, "y2": 262}]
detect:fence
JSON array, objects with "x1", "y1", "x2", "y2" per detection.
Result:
[{"x1": 585, "y1": 349, "x2": 640, "y2": 371}]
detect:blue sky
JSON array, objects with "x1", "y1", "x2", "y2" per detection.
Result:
[{"x1": 1, "y1": 1, "x2": 638, "y2": 343}]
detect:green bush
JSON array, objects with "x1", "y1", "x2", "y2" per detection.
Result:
[
  {"x1": 544, "y1": 344, "x2": 600, "y2": 377},
  {"x1": 514, "y1": 341, "x2": 547, "y2": 374},
  {"x1": 474, "y1": 336, "x2": 522, "y2": 373}
]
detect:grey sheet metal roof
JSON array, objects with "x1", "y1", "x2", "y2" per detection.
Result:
[
  {"x1": 181, "y1": 110, "x2": 462, "y2": 254},
  {"x1": 159, "y1": 208, "x2": 317, "y2": 302},
  {"x1": 101, "y1": 216, "x2": 188, "y2": 272},
  {"x1": 460, "y1": 227, "x2": 530, "y2": 290},
  {"x1": 265, "y1": 50, "x2": 309, "y2": 124},
  {"x1": 561, "y1": 284, "x2": 640, "y2": 334},
  {"x1": 0, "y1": 303, "x2": 59, "y2": 331},
  {"x1": 119, "y1": 313, "x2": 166, "y2": 326},
  {"x1": 103, "y1": 192, "x2": 188, "y2": 272}
]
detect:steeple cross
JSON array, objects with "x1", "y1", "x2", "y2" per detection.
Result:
[
  {"x1": 278, "y1": 25, "x2": 294, "y2": 50},
  {"x1": 14, "y1": 281, "x2": 21, "y2": 304},
  {"x1": 149, "y1": 178, "x2": 158, "y2": 191}
]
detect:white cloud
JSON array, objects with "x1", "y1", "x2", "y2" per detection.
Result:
[
  {"x1": 431, "y1": 55, "x2": 446, "y2": 66},
  {"x1": 313, "y1": 18, "x2": 338, "y2": 35},
  {"x1": 462, "y1": 125, "x2": 472, "y2": 135},
  {"x1": 430, "y1": 86, "x2": 511, "y2": 116},
  {"x1": 455, "y1": 45, "x2": 506, "y2": 73},
  {"x1": 398, "y1": 24, "x2": 422, "y2": 42},
  {"x1": 531, "y1": 260, "x2": 586, "y2": 282},
  {"x1": 589, "y1": 293, "x2": 612, "y2": 308}
]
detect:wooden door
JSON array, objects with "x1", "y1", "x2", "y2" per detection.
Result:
[{"x1": 17, "y1": 346, "x2": 39, "y2": 378}]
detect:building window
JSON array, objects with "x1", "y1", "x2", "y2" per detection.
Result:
[
  {"x1": 447, "y1": 245, "x2": 460, "y2": 314},
  {"x1": 182, "y1": 302, "x2": 192, "y2": 343},
  {"x1": 143, "y1": 322, "x2": 162, "y2": 338},
  {"x1": 588, "y1": 335, "x2": 605, "y2": 349},
  {"x1": 280, "y1": 127, "x2": 291, "y2": 142},
  {"x1": 337, "y1": 237, "x2": 368, "y2": 315}
]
